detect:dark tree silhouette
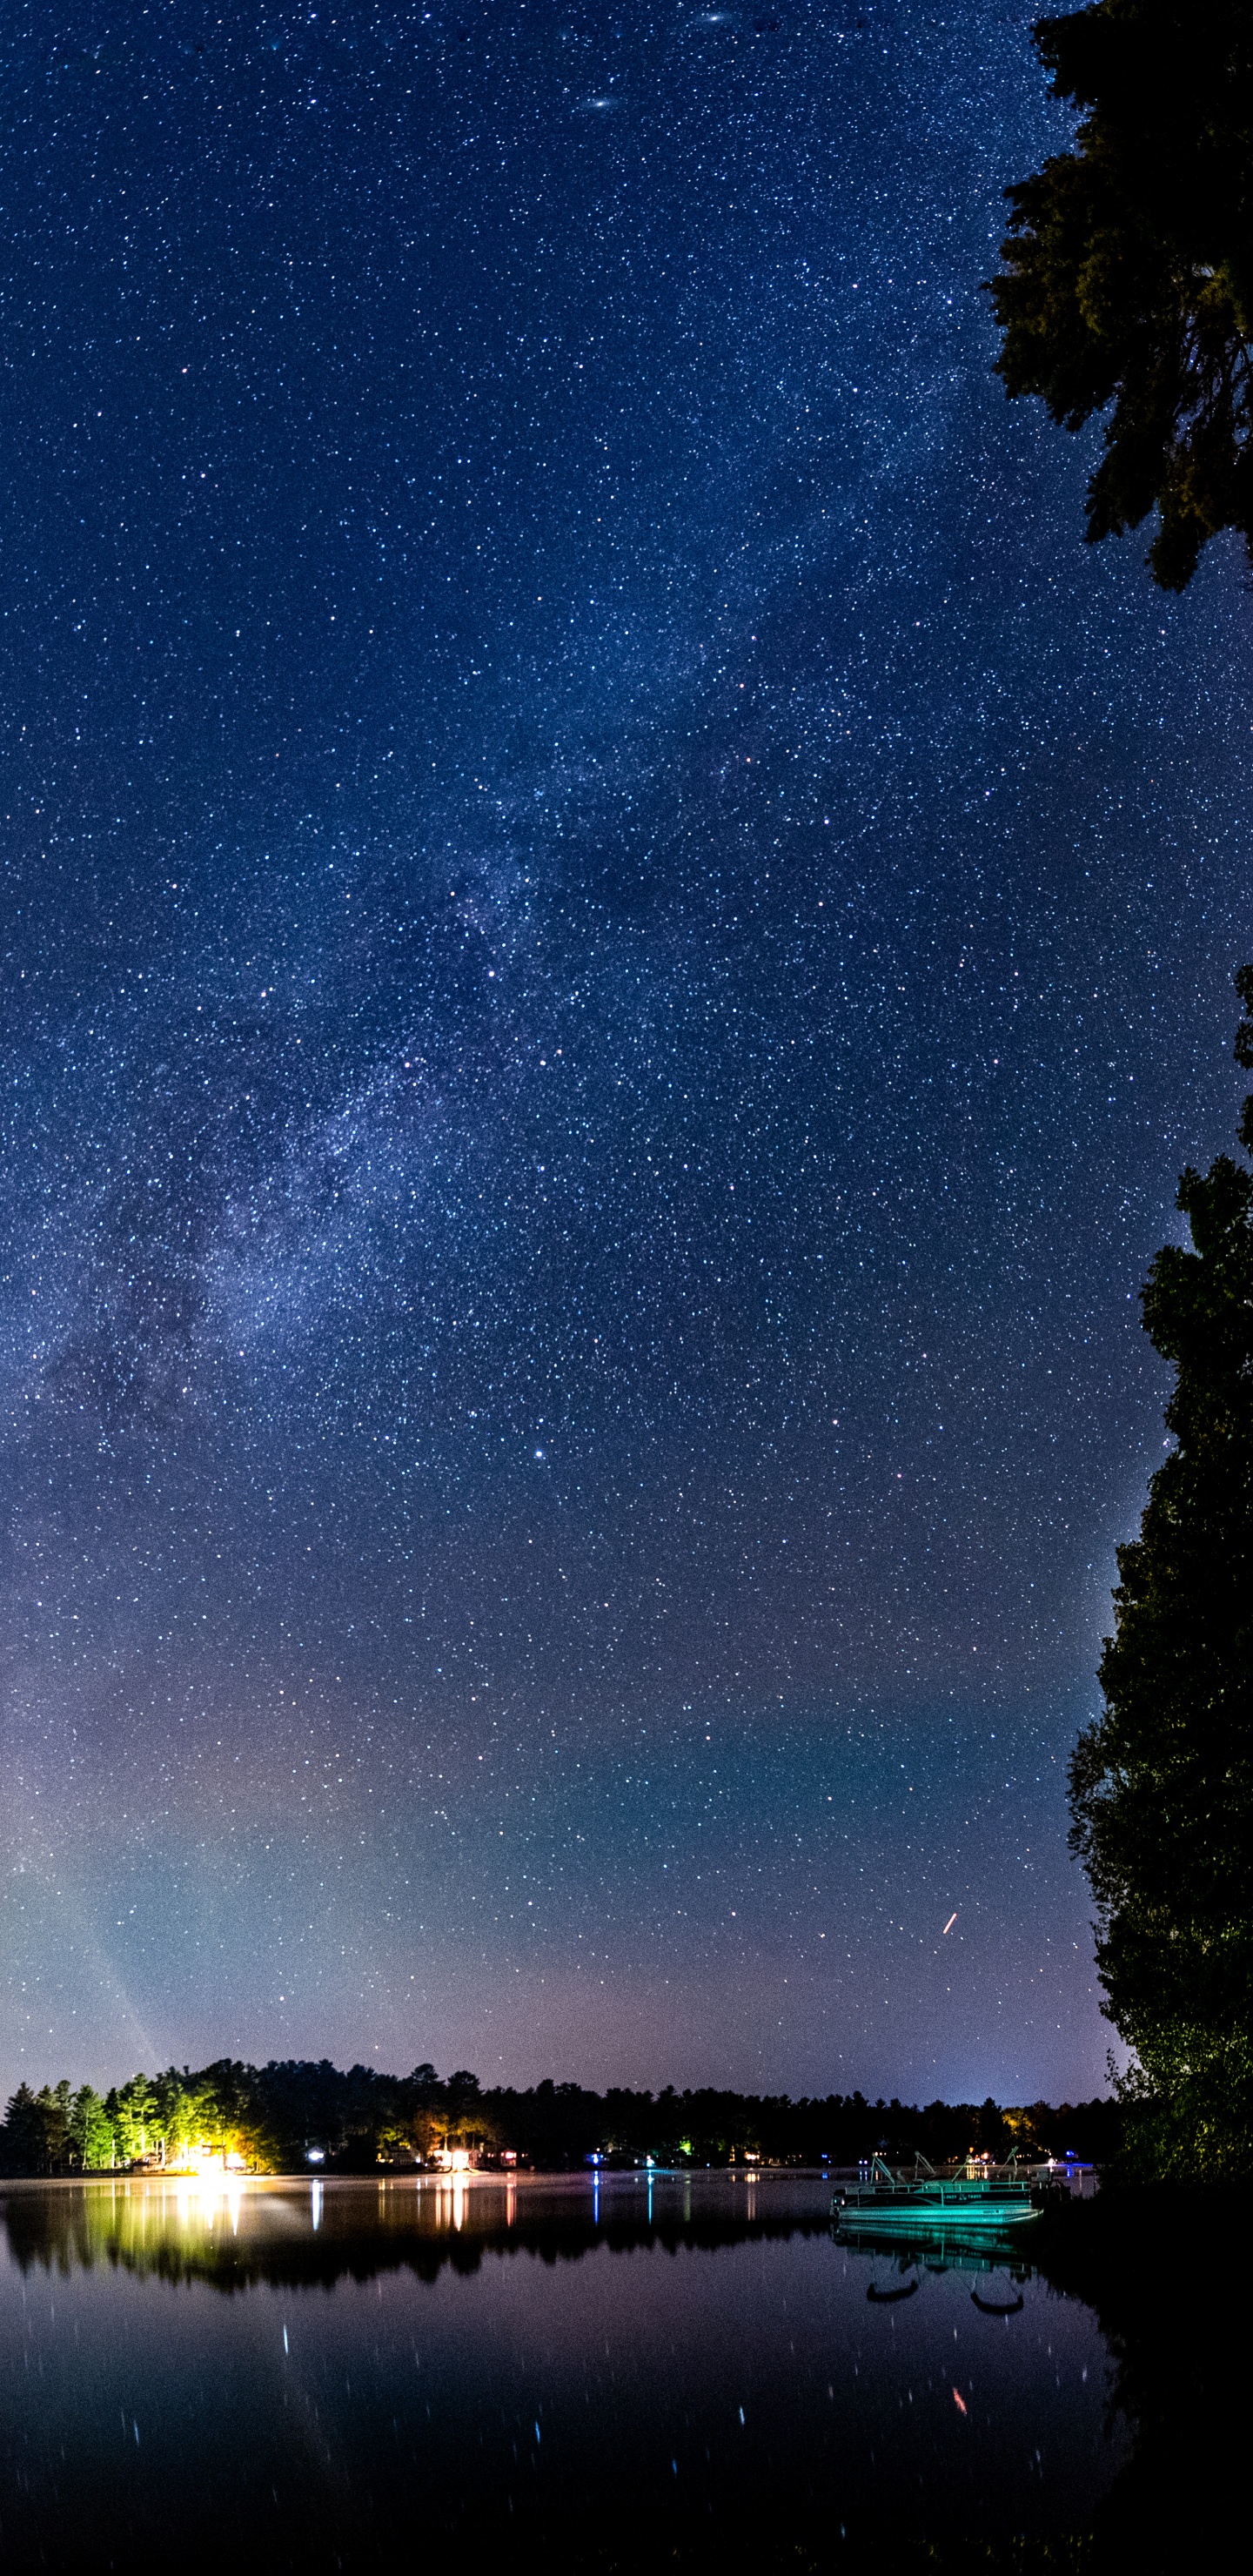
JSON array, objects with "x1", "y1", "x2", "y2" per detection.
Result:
[
  {"x1": 1070, "y1": 969, "x2": 1253, "y2": 2171},
  {"x1": 990, "y1": 3, "x2": 1253, "y2": 588},
  {"x1": 0, "y1": 2063, "x2": 1125, "y2": 2176}
]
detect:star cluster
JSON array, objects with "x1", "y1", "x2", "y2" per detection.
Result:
[{"x1": 1, "y1": 1, "x2": 1248, "y2": 2100}]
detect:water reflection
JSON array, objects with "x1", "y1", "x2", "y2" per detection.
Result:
[
  {"x1": 0, "y1": 2170, "x2": 837, "y2": 2292},
  {"x1": 0, "y1": 2173, "x2": 1147, "y2": 2570}
]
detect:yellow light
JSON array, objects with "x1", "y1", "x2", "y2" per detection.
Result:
[{"x1": 172, "y1": 2146, "x2": 247, "y2": 2182}]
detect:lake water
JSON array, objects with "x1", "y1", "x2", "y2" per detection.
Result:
[{"x1": 0, "y1": 2171, "x2": 1127, "y2": 2569}]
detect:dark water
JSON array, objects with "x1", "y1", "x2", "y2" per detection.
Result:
[{"x1": 0, "y1": 2173, "x2": 1124, "y2": 2570}]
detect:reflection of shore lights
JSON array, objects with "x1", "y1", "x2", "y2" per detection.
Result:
[{"x1": 171, "y1": 2167, "x2": 245, "y2": 2237}]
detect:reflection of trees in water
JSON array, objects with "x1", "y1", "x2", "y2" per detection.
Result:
[
  {"x1": 0, "y1": 2184, "x2": 834, "y2": 2293},
  {"x1": 3, "y1": 2182, "x2": 1235, "y2": 2566},
  {"x1": 1031, "y1": 2190, "x2": 1237, "y2": 2568},
  {"x1": 9, "y1": 2186, "x2": 1229, "y2": 2561}
]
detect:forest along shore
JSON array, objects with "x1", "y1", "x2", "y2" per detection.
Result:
[{"x1": 0, "y1": 2063, "x2": 1122, "y2": 2177}]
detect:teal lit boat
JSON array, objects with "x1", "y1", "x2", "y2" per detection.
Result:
[{"x1": 832, "y1": 2156, "x2": 1041, "y2": 2234}]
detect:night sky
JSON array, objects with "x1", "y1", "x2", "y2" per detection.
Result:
[{"x1": 1, "y1": 1, "x2": 1248, "y2": 2108}]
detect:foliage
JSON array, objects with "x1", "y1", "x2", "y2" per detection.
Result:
[
  {"x1": 0, "y1": 2087, "x2": 52, "y2": 2175},
  {"x1": 989, "y1": 2, "x2": 1253, "y2": 588},
  {"x1": 68, "y1": 2085, "x2": 113, "y2": 2170},
  {"x1": 0, "y1": 2080, "x2": 111, "y2": 2174},
  {"x1": 0, "y1": 2060, "x2": 1122, "y2": 2176},
  {"x1": 107, "y1": 2074, "x2": 158, "y2": 2163},
  {"x1": 35, "y1": 2081, "x2": 72, "y2": 2170},
  {"x1": 1069, "y1": 969, "x2": 1253, "y2": 2172}
]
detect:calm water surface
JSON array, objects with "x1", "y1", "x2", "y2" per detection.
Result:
[{"x1": 1, "y1": 2173, "x2": 1124, "y2": 2569}]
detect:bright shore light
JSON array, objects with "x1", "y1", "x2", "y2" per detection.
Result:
[{"x1": 171, "y1": 2148, "x2": 247, "y2": 2180}]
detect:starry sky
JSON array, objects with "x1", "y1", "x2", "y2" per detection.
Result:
[{"x1": 1, "y1": 0, "x2": 1248, "y2": 2109}]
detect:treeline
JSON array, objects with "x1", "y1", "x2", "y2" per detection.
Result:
[{"x1": 0, "y1": 2059, "x2": 1122, "y2": 2177}]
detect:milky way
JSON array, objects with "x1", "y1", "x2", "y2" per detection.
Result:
[{"x1": 1, "y1": 1, "x2": 1248, "y2": 2101}]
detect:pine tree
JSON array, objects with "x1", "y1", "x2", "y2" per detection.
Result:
[
  {"x1": 1070, "y1": 969, "x2": 1253, "y2": 2171},
  {"x1": 990, "y1": 3, "x2": 1253, "y2": 590},
  {"x1": 0, "y1": 2085, "x2": 48, "y2": 2175},
  {"x1": 68, "y1": 2084, "x2": 114, "y2": 2171}
]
